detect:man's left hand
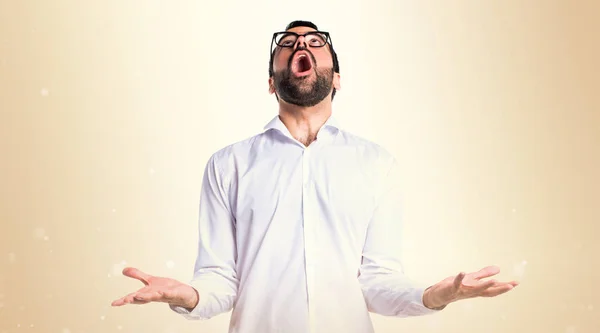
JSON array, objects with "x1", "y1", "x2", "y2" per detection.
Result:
[{"x1": 423, "y1": 265, "x2": 519, "y2": 310}]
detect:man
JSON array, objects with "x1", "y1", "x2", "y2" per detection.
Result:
[{"x1": 111, "y1": 20, "x2": 518, "y2": 333}]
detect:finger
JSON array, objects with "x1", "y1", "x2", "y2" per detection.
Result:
[
  {"x1": 111, "y1": 291, "x2": 137, "y2": 306},
  {"x1": 473, "y1": 278, "x2": 498, "y2": 291},
  {"x1": 111, "y1": 297, "x2": 127, "y2": 306},
  {"x1": 460, "y1": 278, "x2": 497, "y2": 294},
  {"x1": 123, "y1": 291, "x2": 142, "y2": 305},
  {"x1": 133, "y1": 290, "x2": 165, "y2": 303},
  {"x1": 480, "y1": 283, "x2": 515, "y2": 297},
  {"x1": 470, "y1": 266, "x2": 500, "y2": 280},
  {"x1": 122, "y1": 267, "x2": 152, "y2": 285},
  {"x1": 124, "y1": 291, "x2": 156, "y2": 305},
  {"x1": 130, "y1": 298, "x2": 151, "y2": 305},
  {"x1": 474, "y1": 279, "x2": 519, "y2": 290}
]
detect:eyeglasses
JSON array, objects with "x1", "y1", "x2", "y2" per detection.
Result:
[{"x1": 270, "y1": 31, "x2": 332, "y2": 54}]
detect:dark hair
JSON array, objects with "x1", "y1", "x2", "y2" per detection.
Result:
[{"x1": 269, "y1": 20, "x2": 340, "y2": 100}]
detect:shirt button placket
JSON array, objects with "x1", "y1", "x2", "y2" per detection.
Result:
[{"x1": 302, "y1": 147, "x2": 317, "y2": 332}]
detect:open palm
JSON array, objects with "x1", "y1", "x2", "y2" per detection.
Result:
[
  {"x1": 111, "y1": 267, "x2": 198, "y2": 309},
  {"x1": 435, "y1": 265, "x2": 518, "y2": 306},
  {"x1": 424, "y1": 265, "x2": 519, "y2": 309}
]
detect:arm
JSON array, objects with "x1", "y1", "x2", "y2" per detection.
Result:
[
  {"x1": 357, "y1": 157, "x2": 443, "y2": 317},
  {"x1": 170, "y1": 152, "x2": 238, "y2": 320}
]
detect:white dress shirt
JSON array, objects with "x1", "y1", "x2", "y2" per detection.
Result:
[{"x1": 170, "y1": 115, "x2": 441, "y2": 332}]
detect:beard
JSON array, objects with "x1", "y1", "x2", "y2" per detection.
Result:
[{"x1": 272, "y1": 50, "x2": 334, "y2": 107}]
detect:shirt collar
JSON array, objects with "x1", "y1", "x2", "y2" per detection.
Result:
[{"x1": 263, "y1": 114, "x2": 341, "y2": 143}]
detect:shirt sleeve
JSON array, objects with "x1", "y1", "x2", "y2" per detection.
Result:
[
  {"x1": 357, "y1": 156, "x2": 442, "y2": 317},
  {"x1": 169, "y1": 152, "x2": 238, "y2": 320}
]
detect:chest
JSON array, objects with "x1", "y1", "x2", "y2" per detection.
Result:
[{"x1": 230, "y1": 146, "x2": 380, "y2": 233}]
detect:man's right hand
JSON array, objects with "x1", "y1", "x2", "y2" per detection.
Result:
[{"x1": 111, "y1": 267, "x2": 199, "y2": 310}]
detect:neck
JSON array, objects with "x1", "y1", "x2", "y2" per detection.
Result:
[{"x1": 278, "y1": 98, "x2": 333, "y2": 147}]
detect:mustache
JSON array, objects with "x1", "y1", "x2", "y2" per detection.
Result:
[{"x1": 287, "y1": 46, "x2": 318, "y2": 69}]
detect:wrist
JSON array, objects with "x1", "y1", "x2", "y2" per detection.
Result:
[
  {"x1": 187, "y1": 288, "x2": 200, "y2": 309},
  {"x1": 423, "y1": 285, "x2": 449, "y2": 310},
  {"x1": 179, "y1": 286, "x2": 200, "y2": 310}
]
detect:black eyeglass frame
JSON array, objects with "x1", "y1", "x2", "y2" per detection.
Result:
[{"x1": 270, "y1": 31, "x2": 333, "y2": 55}]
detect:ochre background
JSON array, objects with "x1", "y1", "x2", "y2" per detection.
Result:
[{"x1": 1, "y1": 1, "x2": 598, "y2": 332}]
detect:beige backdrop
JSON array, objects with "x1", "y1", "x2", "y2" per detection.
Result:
[{"x1": 1, "y1": 0, "x2": 599, "y2": 332}]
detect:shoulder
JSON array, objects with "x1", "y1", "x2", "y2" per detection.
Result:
[
  {"x1": 335, "y1": 128, "x2": 398, "y2": 169},
  {"x1": 205, "y1": 130, "x2": 270, "y2": 174}
]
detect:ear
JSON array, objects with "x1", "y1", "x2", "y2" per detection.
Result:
[
  {"x1": 333, "y1": 72, "x2": 341, "y2": 90},
  {"x1": 268, "y1": 77, "x2": 276, "y2": 94}
]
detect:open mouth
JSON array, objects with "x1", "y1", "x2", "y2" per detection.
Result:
[{"x1": 291, "y1": 53, "x2": 313, "y2": 76}]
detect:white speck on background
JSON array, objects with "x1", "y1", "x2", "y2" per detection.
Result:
[
  {"x1": 100, "y1": 315, "x2": 106, "y2": 320},
  {"x1": 0, "y1": 302, "x2": 4, "y2": 308},
  {"x1": 511, "y1": 208, "x2": 516, "y2": 213},
  {"x1": 148, "y1": 168, "x2": 155, "y2": 175},
  {"x1": 588, "y1": 304, "x2": 594, "y2": 311},
  {"x1": 62, "y1": 328, "x2": 71, "y2": 333},
  {"x1": 44, "y1": 236, "x2": 49, "y2": 241},
  {"x1": 117, "y1": 325, "x2": 123, "y2": 330},
  {"x1": 8, "y1": 253, "x2": 16, "y2": 263},
  {"x1": 166, "y1": 260, "x2": 175, "y2": 269},
  {"x1": 565, "y1": 326, "x2": 577, "y2": 333},
  {"x1": 513, "y1": 260, "x2": 527, "y2": 277},
  {"x1": 110, "y1": 260, "x2": 128, "y2": 276},
  {"x1": 40, "y1": 88, "x2": 49, "y2": 96},
  {"x1": 112, "y1": 208, "x2": 117, "y2": 213},
  {"x1": 33, "y1": 227, "x2": 46, "y2": 240}
]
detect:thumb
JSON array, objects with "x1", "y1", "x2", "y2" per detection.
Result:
[
  {"x1": 453, "y1": 272, "x2": 466, "y2": 290},
  {"x1": 122, "y1": 267, "x2": 152, "y2": 285}
]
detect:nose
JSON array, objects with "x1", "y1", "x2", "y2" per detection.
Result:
[{"x1": 293, "y1": 36, "x2": 307, "y2": 49}]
